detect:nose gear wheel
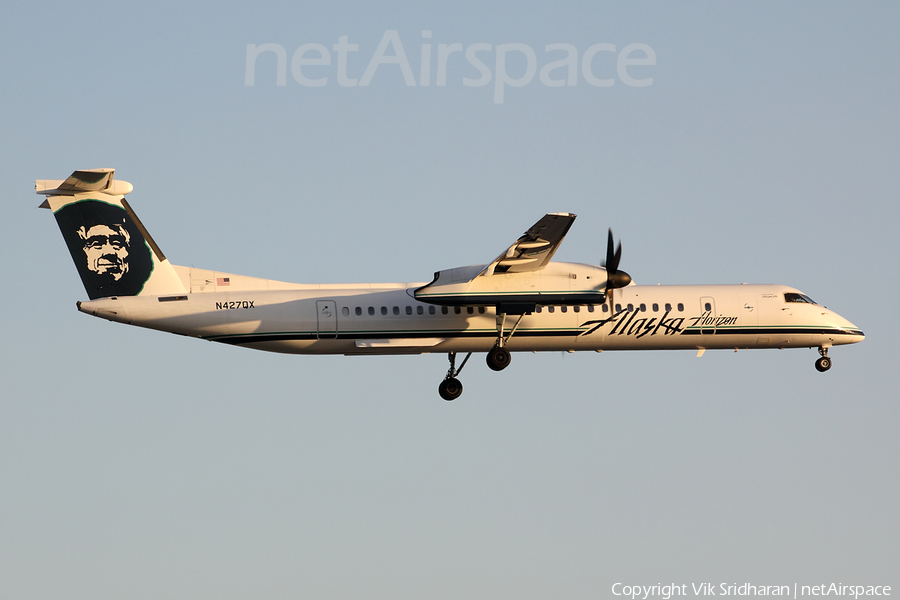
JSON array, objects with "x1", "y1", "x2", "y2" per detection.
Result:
[{"x1": 815, "y1": 346, "x2": 832, "y2": 372}]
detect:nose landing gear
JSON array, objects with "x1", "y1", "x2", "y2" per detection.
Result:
[{"x1": 815, "y1": 346, "x2": 832, "y2": 372}]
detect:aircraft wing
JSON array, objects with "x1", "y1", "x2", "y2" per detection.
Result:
[
  {"x1": 414, "y1": 212, "x2": 607, "y2": 312},
  {"x1": 478, "y1": 212, "x2": 576, "y2": 277}
]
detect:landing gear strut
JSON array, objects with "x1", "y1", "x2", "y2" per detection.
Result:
[
  {"x1": 815, "y1": 346, "x2": 832, "y2": 372},
  {"x1": 439, "y1": 351, "x2": 471, "y2": 400},
  {"x1": 487, "y1": 312, "x2": 523, "y2": 371}
]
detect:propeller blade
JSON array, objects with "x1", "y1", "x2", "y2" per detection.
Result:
[
  {"x1": 601, "y1": 228, "x2": 631, "y2": 290},
  {"x1": 603, "y1": 229, "x2": 614, "y2": 269},
  {"x1": 602, "y1": 228, "x2": 622, "y2": 273}
]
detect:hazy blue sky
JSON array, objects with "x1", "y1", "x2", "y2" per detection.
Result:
[{"x1": 1, "y1": 2, "x2": 897, "y2": 599}]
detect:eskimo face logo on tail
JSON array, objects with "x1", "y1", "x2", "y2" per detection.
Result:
[
  {"x1": 79, "y1": 223, "x2": 130, "y2": 279},
  {"x1": 55, "y1": 200, "x2": 153, "y2": 299}
]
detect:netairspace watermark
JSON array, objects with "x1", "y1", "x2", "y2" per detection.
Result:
[
  {"x1": 244, "y1": 30, "x2": 656, "y2": 104},
  {"x1": 611, "y1": 582, "x2": 892, "y2": 600}
]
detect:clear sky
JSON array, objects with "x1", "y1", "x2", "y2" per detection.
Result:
[{"x1": 1, "y1": 2, "x2": 898, "y2": 599}]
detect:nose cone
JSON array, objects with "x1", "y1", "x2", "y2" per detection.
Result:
[
  {"x1": 826, "y1": 310, "x2": 865, "y2": 345},
  {"x1": 844, "y1": 324, "x2": 865, "y2": 343}
]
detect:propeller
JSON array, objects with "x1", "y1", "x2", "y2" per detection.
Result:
[{"x1": 601, "y1": 229, "x2": 631, "y2": 310}]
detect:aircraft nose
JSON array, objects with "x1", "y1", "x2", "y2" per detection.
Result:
[{"x1": 829, "y1": 312, "x2": 865, "y2": 344}]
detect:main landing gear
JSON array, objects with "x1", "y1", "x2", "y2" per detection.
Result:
[
  {"x1": 438, "y1": 311, "x2": 526, "y2": 400},
  {"x1": 439, "y1": 351, "x2": 472, "y2": 401},
  {"x1": 815, "y1": 346, "x2": 832, "y2": 372},
  {"x1": 487, "y1": 312, "x2": 523, "y2": 372},
  {"x1": 487, "y1": 346, "x2": 511, "y2": 371}
]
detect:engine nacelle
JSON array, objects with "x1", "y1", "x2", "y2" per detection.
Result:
[{"x1": 414, "y1": 261, "x2": 615, "y2": 312}]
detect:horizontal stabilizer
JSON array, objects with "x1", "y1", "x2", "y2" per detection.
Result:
[{"x1": 37, "y1": 168, "x2": 133, "y2": 199}]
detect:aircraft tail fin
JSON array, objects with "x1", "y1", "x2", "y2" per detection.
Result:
[{"x1": 38, "y1": 169, "x2": 187, "y2": 300}]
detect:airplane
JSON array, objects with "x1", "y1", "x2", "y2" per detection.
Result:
[{"x1": 38, "y1": 168, "x2": 865, "y2": 400}]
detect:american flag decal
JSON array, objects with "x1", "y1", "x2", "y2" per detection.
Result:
[{"x1": 217, "y1": 277, "x2": 230, "y2": 286}]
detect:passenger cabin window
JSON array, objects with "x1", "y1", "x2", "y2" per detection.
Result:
[
  {"x1": 601, "y1": 304, "x2": 608, "y2": 312},
  {"x1": 368, "y1": 307, "x2": 375, "y2": 316},
  {"x1": 406, "y1": 306, "x2": 413, "y2": 315},
  {"x1": 677, "y1": 303, "x2": 684, "y2": 312},
  {"x1": 639, "y1": 303, "x2": 646, "y2": 312},
  {"x1": 573, "y1": 306, "x2": 580, "y2": 313},
  {"x1": 588, "y1": 305, "x2": 595, "y2": 313},
  {"x1": 478, "y1": 307, "x2": 486, "y2": 314},
  {"x1": 548, "y1": 306, "x2": 555, "y2": 313},
  {"x1": 341, "y1": 307, "x2": 349, "y2": 316},
  {"x1": 355, "y1": 307, "x2": 362, "y2": 316},
  {"x1": 417, "y1": 306, "x2": 424, "y2": 315},
  {"x1": 454, "y1": 307, "x2": 461, "y2": 314},
  {"x1": 665, "y1": 303, "x2": 672, "y2": 312},
  {"x1": 442, "y1": 306, "x2": 449, "y2": 314},
  {"x1": 652, "y1": 303, "x2": 659, "y2": 312},
  {"x1": 381, "y1": 306, "x2": 388, "y2": 315},
  {"x1": 704, "y1": 302, "x2": 712, "y2": 311},
  {"x1": 627, "y1": 304, "x2": 634, "y2": 312},
  {"x1": 429, "y1": 306, "x2": 436, "y2": 315},
  {"x1": 784, "y1": 292, "x2": 817, "y2": 305},
  {"x1": 560, "y1": 306, "x2": 567, "y2": 313},
  {"x1": 393, "y1": 306, "x2": 400, "y2": 315},
  {"x1": 615, "y1": 304, "x2": 621, "y2": 312}
]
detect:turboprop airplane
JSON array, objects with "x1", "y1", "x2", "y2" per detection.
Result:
[{"x1": 38, "y1": 169, "x2": 864, "y2": 400}]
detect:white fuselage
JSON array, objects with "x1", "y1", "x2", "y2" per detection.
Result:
[{"x1": 76, "y1": 263, "x2": 864, "y2": 356}]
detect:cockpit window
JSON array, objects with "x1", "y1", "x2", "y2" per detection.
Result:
[{"x1": 784, "y1": 292, "x2": 818, "y2": 305}]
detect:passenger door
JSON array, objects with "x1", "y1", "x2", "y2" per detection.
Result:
[{"x1": 316, "y1": 299, "x2": 337, "y2": 339}]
